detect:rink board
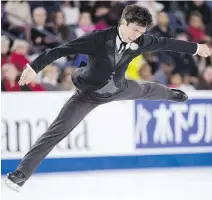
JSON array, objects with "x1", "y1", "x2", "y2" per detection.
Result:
[{"x1": 1, "y1": 91, "x2": 212, "y2": 174}]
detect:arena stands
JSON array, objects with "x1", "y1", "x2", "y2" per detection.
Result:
[{"x1": 1, "y1": 1, "x2": 212, "y2": 92}]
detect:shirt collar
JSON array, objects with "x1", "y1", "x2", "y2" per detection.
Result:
[
  {"x1": 118, "y1": 26, "x2": 125, "y2": 42},
  {"x1": 116, "y1": 26, "x2": 131, "y2": 53}
]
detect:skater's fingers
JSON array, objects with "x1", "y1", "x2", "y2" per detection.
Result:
[
  {"x1": 18, "y1": 66, "x2": 36, "y2": 85},
  {"x1": 18, "y1": 74, "x2": 28, "y2": 86},
  {"x1": 19, "y1": 73, "x2": 29, "y2": 85},
  {"x1": 25, "y1": 76, "x2": 34, "y2": 84}
]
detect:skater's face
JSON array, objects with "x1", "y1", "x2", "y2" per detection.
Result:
[{"x1": 120, "y1": 20, "x2": 147, "y2": 43}]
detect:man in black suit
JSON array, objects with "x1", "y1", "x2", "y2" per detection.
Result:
[{"x1": 5, "y1": 5, "x2": 211, "y2": 192}]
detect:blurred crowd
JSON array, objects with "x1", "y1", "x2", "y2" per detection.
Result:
[{"x1": 1, "y1": 0, "x2": 212, "y2": 92}]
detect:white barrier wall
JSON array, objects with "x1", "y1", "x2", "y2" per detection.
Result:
[
  {"x1": 1, "y1": 92, "x2": 134, "y2": 158},
  {"x1": 1, "y1": 91, "x2": 212, "y2": 175}
]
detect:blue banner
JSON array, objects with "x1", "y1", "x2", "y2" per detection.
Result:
[{"x1": 135, "y1": 99, "x2": 212, "y2": 149}]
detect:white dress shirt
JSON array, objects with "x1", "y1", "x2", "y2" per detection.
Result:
[{"x1": 116, "y1": 26, "x2": 131, "y2": 54}]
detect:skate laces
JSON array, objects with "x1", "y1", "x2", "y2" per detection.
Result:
[
  {"x1": 12, "y1": 170, "x2": 25, "y2": 178},
  {"x1": 173, "y1": 91, "x2": 182, "y2": 99}
]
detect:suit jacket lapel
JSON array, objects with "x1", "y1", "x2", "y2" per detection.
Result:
[
  {"x1": 105, "y1": 26, "x2": 119, "y2": 70},
  {"x1": 116, "y1": 48, "x2": 136, "y2": 70},
  {"x1": 106, "y1": 38, "x2": 116, "y2": 69}
]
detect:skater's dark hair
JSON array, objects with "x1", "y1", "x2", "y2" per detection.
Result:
[{"x1": 120, "y1": 4, "x2": 153, "y2": 28}]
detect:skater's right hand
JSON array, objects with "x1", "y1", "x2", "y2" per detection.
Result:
[
  {"x1": 197, "y1": 44, "x2": 211, "y2": 57},
  {"x1": 18, "y1": 64, "x2": 37, "y2": 86}
]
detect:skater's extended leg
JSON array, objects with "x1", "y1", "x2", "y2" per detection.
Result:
[
  {"x1": 5, "y1": 92, "x2": 100, "y2": 191},
  {"x1": 114, "y1": 80, "x2": 188, "y2": 102}
]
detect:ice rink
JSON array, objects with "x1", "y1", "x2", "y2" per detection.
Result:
[{"x1": 2, "y1": 167, "x2": 212, "y2": 200}]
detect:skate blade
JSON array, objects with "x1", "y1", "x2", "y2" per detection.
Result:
[{"x1": 5, "y1": 179, "x2": 20, "y2": 192}]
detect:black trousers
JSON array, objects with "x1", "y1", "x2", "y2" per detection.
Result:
[{"x1": 17, "y1": 80, "x2": 172, "y2": 180}]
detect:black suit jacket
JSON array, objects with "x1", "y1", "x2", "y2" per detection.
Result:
[{"x1": 29, "y1": 26, "x2": 198, "y2": 92}]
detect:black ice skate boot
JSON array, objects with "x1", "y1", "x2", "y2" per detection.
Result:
[
  {"x1": 5, "y1": 170, "x2": 26, "y2": 192},
  {"x1": 169, "y1": 89, "x2": 188, "y2": 102}
]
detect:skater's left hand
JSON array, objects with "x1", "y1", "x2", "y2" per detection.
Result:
[
  {"x1": 197, "y1": 44, "x2": 211, "y2": 57},
  {"x1": 18, "y1": 65, "x2": 36, "y2": 85}
]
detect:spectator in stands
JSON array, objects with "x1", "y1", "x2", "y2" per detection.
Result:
[
  {"x1": 79, "y1": 1, "x2": 96, "y2": 15},
  {"x1": 1, "y1": 1, "x2": 211, "y2": 92},
  {"x1": 185, "y1": 1, "x2": 212, "y2": 29},
  {"x1": 138, "y1": 63, "x2": 153, "y2": 81},
  {"x1": 149, "y1": 11, "x2": 175, "y2": 38},
  {"x1": 1, "y1": 63, "x2": 26, "y2": 92},
  {"x1": 153, "y1": 55, "x2": 175, "y2": 85},
  {"x1": 94, "y1": 4, "x2": 111, "y2": 30},
  {"x1": 31, "y1": 7, "x2": 60, "y2": 50},
  {"x1": 197, "y1": 67, "x2": 212, "y2": 90},
  {"x1": 171, "y1": 32, "x2": 199, "y2": 80},
  {"x1": 4, "y1": 0, "x2": 32, "y2": 38},
  {"x1": 187, "y1": 11, "x2": 211, "y2": 43},
  {"x1": 102, "y1": 1, "x2": 126, "y2": 27},
  {"x1": 143, "y1": 52, "x2": 159, "y2": 74},
  {"x1": 1, "y1": 36, "x2": 10, "y2": 67},
  {"x1": 60, "y1": 0, "x2": 80, "y2": 25},
  {"x1": 55, "y1": 3, "x2": 79, "y2": 41},
  {"x1": 149, "y1": 11, "x2": 176, "y2": 63},
  {"x1": 95, "y1": 17, "x2": 110, "y2": 30},
  {"x1": 167, "y1": 2, "x2": 187, "y2": 33},
  {"x1": 28, "y1": 1, "x2": 61, "y2": 22},
  {"x1": 179, "y1": 73, "x2": 196, "y2": 91},
  {"x1": 41, "y1": 64, "x2": 61, "y2": 91},
  {"x1": 168, "y1": 73, "x2": 183, "y2": 88},
  {"x1": 60, "y1": 67, "x2": 76, "y2": 91},
  {"x1": 9, "y1": 39, "x2": 30, "y2": 73},
  {"x1": 51, "y1": 10, "x2": 71, "y2": 41},
  {"x1": 168, "y1": 72, "x2": 196, "y2": 91},
  {"x1": 78, "y1": 12, "x2": 95, "y2": 33},
  {"x1": 136, "y1": 0, "x2": 164, "y2": 27},
  {"x1": 94, "y1": 2, "x2": 110, "y2": 23}
]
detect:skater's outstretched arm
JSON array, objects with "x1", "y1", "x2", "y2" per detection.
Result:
[
  {"x1": 30, "y1": 31, "x2": 98, "y2": 73},
  {"x1": 139, "y1": 34, "x2": 211, "y2": 57},
  {"x1": 18, "y1": 31, "x2": 99, "y2": 85}
]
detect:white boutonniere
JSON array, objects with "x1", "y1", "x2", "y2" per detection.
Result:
[{"x1": 130, "y1": 42, "x2": 139, "y2": 50}]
